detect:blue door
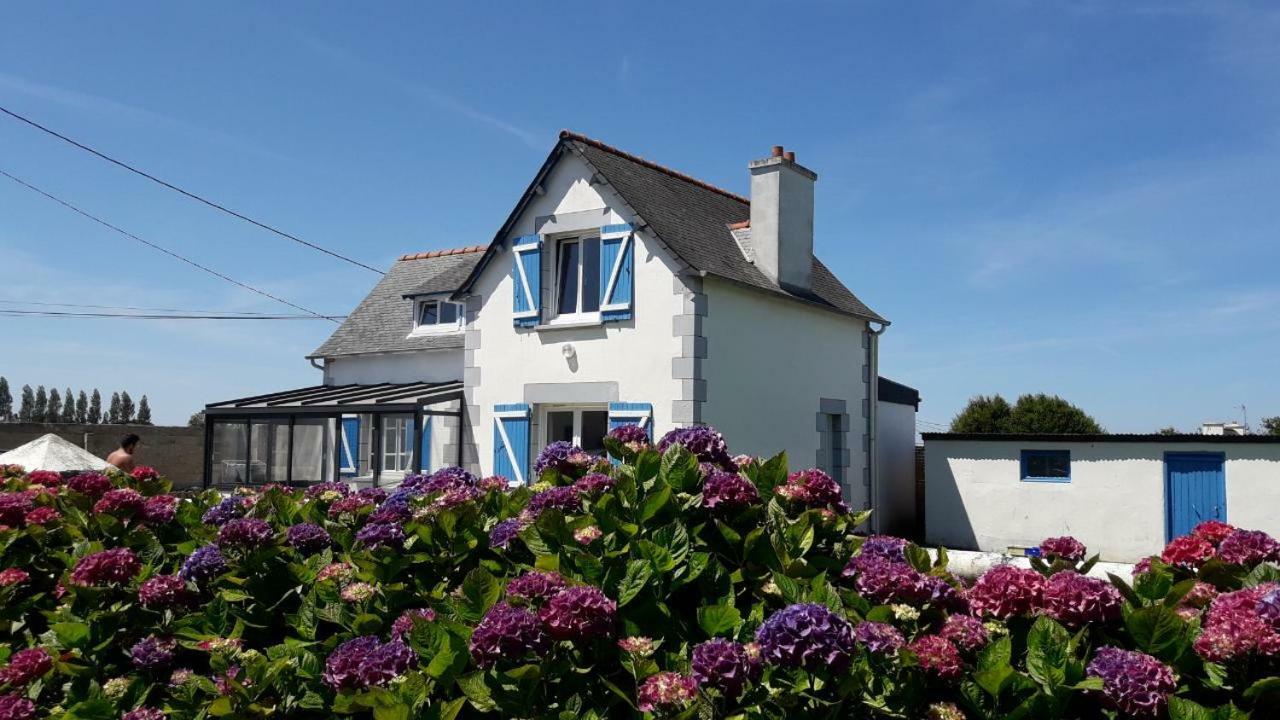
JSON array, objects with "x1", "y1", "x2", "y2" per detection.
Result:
[{"x1": 1165, "y1": 453, "x2": 1226, "y2": 540}]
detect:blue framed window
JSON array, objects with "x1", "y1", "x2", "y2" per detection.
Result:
[{"x1": 1021, "y1": 449, "x2": 1070, "y2": 483}]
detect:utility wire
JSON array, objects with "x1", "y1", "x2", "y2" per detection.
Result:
[
  {"x1": 0, "y1": 168, "x2": 340, "y2": 323},
  {"x1": 0, "y1": 298, "x2": 343, "y2": 317},
  {"x1": 0, "y1": 309, "x2": 342, "y2": 320},
  {"x1": 0, "y1": 105, "x2": 384, "y2": 275}
]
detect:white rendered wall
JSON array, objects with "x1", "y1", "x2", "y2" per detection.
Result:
[
  {"x1": 699, "y1": 277, "x2": 869, "y2": 507},
  {"x1": 324, "y1": 349, "x2": 463, "y2": 386},
  {"x1": 466, "y1": 153, "x2": 684, "y2": 476},
  {"x1": 925, "y1": 439, "x2": 1280, "y2": 562},
  {"x1": 876, "y1": 400, "x2": 918, "y2": 537}
]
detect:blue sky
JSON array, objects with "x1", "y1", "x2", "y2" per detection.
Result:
[{"x1": 1, "y1": 1, "x2": 1277, "y2": 430}]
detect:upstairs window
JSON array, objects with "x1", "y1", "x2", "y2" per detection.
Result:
[
  {"x1": 555, "y1": 236, "x2": 600, "y2": 317},
  {"x1": 414, "y1": 299, "x2": 462, "y2": 331},
  {"x1": 1021, "y1": 449, "x2": 1070, "y2": 483}
]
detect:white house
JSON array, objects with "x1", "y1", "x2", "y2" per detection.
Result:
[
  {"x1": 204, "y1": 133, "x2": 916, "y2": 523},
  {"x1": 923, "y1": 433, "x2": 1280, "y2": 562}
]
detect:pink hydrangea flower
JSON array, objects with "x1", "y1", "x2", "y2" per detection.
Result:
[
  {"x1": 70, "y1": 547, "x2": 141, "y2": 586},
  {"x1": 775, "y1": 468, "x2": 848, "y2": 512},
  {"x1": 1038, "y1": 536, "x2": 1086, "y2": 562},
  {"x1": 1191, "y1": 520, "x2": 1235, "y2": 546},
  {"x1": 94, "y1": 488, "x2": 145, "y2": 516},
  {"x1": 574, "y1": 526, "x2": 603, "y2": 545},
  {"x1": 1160, "y1": 535, "x2": 1214, "y2": 568},
  {"x1": 636, "y1": 672, "x2": 698, "y2": 715},
  {"x1": 1194, "y1": 583, "x2": 1280, "y2": 662},
  {"x1": 909, "y1": 635, "x2": 962, "y2": 680},
  {"x1": 0, "y1": 648, "x2": 52, "y2": 687},
  {"x1": 967, "y1": 565, "x2": 1046, "y2": 619},
  {"x1": 130, "y1": 466, "x2": 161, "y2": 481},
  {"x1": 1041, "y1": 571, "x2": 1123, "y2": 627},
  {"x1": 24, "y1": 506, "x2": 60, "y2": 525},
  {"x1": 0, "y1": 568, "x2": 30, "y2": 587},
  {"x1": 1216, "y1": 529, "x2": 1280, "y2": 566},
  {"x1": 939, "y1": 614, "x2": 989, "y2": 653}
]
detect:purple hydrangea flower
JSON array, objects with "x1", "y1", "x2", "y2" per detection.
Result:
[
  {"x1": 138, "y1": 575, "x2": 196, "y2": 610},
  {"x1": 1259, "y1": 587, "x2": 1280, "y2": 629},
  {"x1": 70, "y1": 547, "x2": 141, "y2": 586},
  {"x1": 369, "y1": 502, "x2": 412, "y2": 525},
  {"x1": 506, "y1": 571, "x2": 568, "y2": 605},
  {"x1": 322, "y1": 636, "x2": 417, "y2": 690},
  {"x1": 574, "y1": 473, "x2": 616, "y2": 497},
  {"x1": 534, "y1": 441, "x2": 586, "y2": 475},
  {"x1": 843, "y1": 554, "x2": 925, "y2": 604},
  {"x1": 0, "y1": 649, "x2": 52, "y2": 687},
  {"x1": 755, "y1": 603, "x2": 857, "y2": 672},
  {"x1": 179, "y1": 545, "x2": 227, "y2": 585},
  {"x1": 122, "y1": 709, "x2": 165, "y2": 720},
  {"x1": 286, "y1": 523, "x2": 332, "y2": 554},
  {"x1": 691, "y1": 638, "x2": 759, "y2": 699},
  {"x1": 539, "y1": 586, "x2": 617, "y2": 641},
  {"x1": 526, "y1": 486, "x2": 582, "y2": 517},
  {"x1": 406, "y1": 467, "x2": 478, "y2": 495},
  {"x1": 607, "y1": 424, "x2": 649, "y2": 451},
  {"x1": 1087, "y1": 646, "x2": 1177, "y2": 718},
  {"x1": 1217, "y1": 529, "x2": 1280, "y2": 566},
  {"x1": 130, "y1": 636, "x2": 177, "y2": 671},
  {"x1": 940, "y1": 614, "x2": 989, "y2": 653},
  {"x1": 853, "y1": 621, "x2": 905, "y2": 655},
  {"x1": 1039, "y1": 536, "x2": 1087, "y2": 562},
  {"x1": 355, "y1": 522, "x2": 405, "y2": 551},
  {"x1": 141, "y1": 495, "x2": 178, "y2": 524},
  {"x1": 701, "y1": 472, "x2": 760, "y2": 511},
  {"x1": 66, "y1": 472, "x2": 113, "y2": 498},
  {"x1": 657, "y1": 426, "x2": 734, "y2": 469},
  {"x1": 1042, "y1": 571, "x2": 1123, "y2": 627},
  {"x1": 304, "y1": 482, "x2": 351, "y2": 499},
  {"x1": 391, "y1": 608, "x2": 437, "y2": 638},
  {"x1": 0, "y1": 695, "x2": 36, "y2": 720},
  {"x1": 469, "y1": 602, "x2": 551, "y2": 668},
  {"x1": 201, "y1": 498, "x2": 245, "y2": 526},
  {"x1": 357, "y1": 486, "x2": 387, "y2": 504},
  {"x1": 775, "y1": 469, "x2": 848, "y2": 512},
  {"x1": 217, "y1": 518, "x2": 274, "y2": 550},
  {"x1": 93, "y1": 488, "x2": 145, "y2": 516},
  {"x1": 638, "y1": 672, "x2": 698, "y2": 715},
  {"x1": 859, "y1": 535, "x2": 910, "y2": 563},
  {"x1": 488, "y1": 519, "x2": 525, "y2": 548},
  {"x1": 909, "y1": 635, "x2": 962, "y2": 680}
]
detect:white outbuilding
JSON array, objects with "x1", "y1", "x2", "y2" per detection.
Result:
[{"x1": 923, "y1": 433, "x2": 1280, "y2": 563}]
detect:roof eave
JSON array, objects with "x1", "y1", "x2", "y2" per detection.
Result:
[{"x1": 698, "y1": 271, "x2": 889, "y2": 325}]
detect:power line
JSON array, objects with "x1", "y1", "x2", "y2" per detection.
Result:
[
  {"x1": 0, "y1": 168, "x2": 339, "y2": 323},
  {"x1": 0, "y1": 105, "x2": 384, "y2": 275},
  {"x1": 0, "y1": 309, "x2": 342, "y2": 320},
  {"x1": 0, "y1": 298, "x2": 342, "y2": 317}
]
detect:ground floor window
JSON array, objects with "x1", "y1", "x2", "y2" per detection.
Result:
[
  {"x1": 381, "y1": 415, "x2": 413, "y2": 473},
  {"x1": 544, "y1": 406, "x2": 609, "y2": 455}
]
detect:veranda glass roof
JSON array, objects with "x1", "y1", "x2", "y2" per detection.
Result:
[{"x1": 205, "y1": 381, "x2": 464, "y2": 416}]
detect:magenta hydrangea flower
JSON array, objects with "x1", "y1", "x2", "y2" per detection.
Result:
[
  {"x1": 201, "y1": 497, "x2": 245, "y2": 526},
  {"x1": 24, "y1": 506, "x2": 59, "y2": 526},
  {"x1": 139, "y1": 575, "x2": 196, "y2": 611},
  {"x1": 844, "y1": 554, "x2": 924, "y2": 603},
  {"x1": 179, "y1": 545, "x2": 227, "y2": 585},
  {"x1": 429, "y1": 486, "x2": 481, "y2": 511},
  {"x1": 0, "y1": 695, "x2": 36, "y2": 720},
  {"x1": 355, "y1": 522, "x2": 405, "y2": 551},
  {"x1": 67, "y1": 472, "x2": 113, "y2": 498},
  {"x1": 130, "y1": 636, "x2": 177, "y2": 670},
  {"x1": 939, "y1": 614, "x2": 989, "y2": 653},
  {"x1": 607, "y1": 424, "x2": 649, "y2": 451},
  {"x1": 910, "y1": 635, "x2": 962, "y2": 680},
  {"x1": 141, "y1": 495, "x2": 177, "y2": 524},
  {"x1": 755, "y1": 603, "x2": 857, "y2": 672},
  {"x1": 131, "y1": 466, "x2": 161, "y2": 481},
  {"x1": 322, "y1": 636, "x2": 417, "y2": 690},
  {"x1": 469, "y1": 602, "x2": 551, "y2": 668},
  {"x1": 526, "y1": 486, "x2": 582, "y2": 517},
  {"x1": 0, "y1": 648, "x2": 51, "y2": 687},
  {"x1": 122, "y1": 708, "x2": 165, "y2": 720},
  {"x1": 775, "y1": 468, "x2": 848, "y2": 512},
  {"x1": 1191, "y1": 520, "x2": 1235, "y2": 546},
  {"x1": 304, "y1": 481, "x2": 351, "y2": 499},
  {"x1": 25, "y1": 470, "x2": 62, "y2": 487},
  {"x1": 488, "y1": 519, "x2": 525, "y2": 548},
  {"x1": 1039, "y1": 536, "x2": 1087, "y2": 562},
  {"x1": 71, "y1": 547, "x2": 141, "y2": 586},
  {"x1": 1217, "y1": 529, "x2": 1280, "y2": 566},
  {"x1": 0, "y1": 493, "x2": 33, "y2": 527},
  {"x1": 506, "y1": 571, "x2": 568, "y2": 605},
  {"x1": 574, "y1": 473, "x2": 616, "y2": 497},
  {"x1": 859, "y1": 535, "x2": 910, "y2": 563},
  {"x1": 286, "y1": 523, "x2": 331, "y2": 554},
  {"x1": 1194, "y1": 583, "x2": 1280, "y2": 661},
  {"x1": 657, "y1": 426, "x2": 734, "y2": 469},
  {"x1": 691, "y1": 639, "x2": 760, "y2": 699},
  {"x1": 637, "y1": 672, "x2": 698, "y2": 715},
  {"x1": 217, "y1": 518, "x2": 274, "y2": 550},
  {"x1": 94, "y1": 488, "x2": 145, "y2": 516},
  {"x1": 1042, "y1": 571, "x2": 1123, "y2": 627},
  {"x1": 0, "y1": 568, "x2": 30, "y2": 587},
  {"x1": 327, "y1": 495, "x2": 373, "y2": 518},
  {"x1": 540, "y1": 586, "x2": 617, "y2": 641},
  {"x1": 1087, "y1": 646, "x2": 1176, "y2": 718},
  {"x1": 967, "y1": 565, "x2": 1046, "y2": 619},
  {"x1": 1161, "y1": 535, "x2": 1214, "y2": 568},
  {"x1": 477, "y1": 475, "x2": 509, "y2": 492},
  {"x1": 391, "y1": 608, "x2": 437, "y2": 638},
  {"x1": 701, "y1": 471, "x2": 760, "y2": 511},
  {"x1": 853, "y1": 621, "x2": 905, "y2": 655}
]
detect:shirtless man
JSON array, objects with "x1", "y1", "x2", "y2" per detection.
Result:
[{"x1": 106, "y1": 433, "x2": 140, "y2": 473}]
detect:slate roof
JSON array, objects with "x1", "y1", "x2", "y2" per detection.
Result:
[
  {"x1": 309, "y1": 248, "x2": 483, "y2": 359},
  {"x1": 456, "y1": 131, "x2": 886, "y2": 323}
]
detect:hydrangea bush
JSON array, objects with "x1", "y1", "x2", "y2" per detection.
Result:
[{"x1": 2, "y1": 441, "x2": 1280, "y2": 719}]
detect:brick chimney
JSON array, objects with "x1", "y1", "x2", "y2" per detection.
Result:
[{"x1": 749, "y1": 145, "x2": 815, "y2": 292}]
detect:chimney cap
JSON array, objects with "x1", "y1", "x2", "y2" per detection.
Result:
[
  {"x1": 784, "y1": 151, "x2": 796, "y2": 162},
  {"x1": 771, "y1": 145, "x2": 784, "y2": 157}
]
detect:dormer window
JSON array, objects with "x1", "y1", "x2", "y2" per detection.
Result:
[{"x1": 412, "y1": 298, "x2": 463, "y2": 333}]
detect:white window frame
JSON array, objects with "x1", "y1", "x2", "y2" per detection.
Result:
[
  {"x1": 381, "y1": 416, "x2": 412, "y2": 474},
  {"x1": 410, "y1": 298, "x2": 464, "y2": 335},
  {"x1": 540, "y1": 405, "x2": 609, "y2": 454},
  {"x1": 550, "y1": 235, "x2": 602, "y2": 324}
]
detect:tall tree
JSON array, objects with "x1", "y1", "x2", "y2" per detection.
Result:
[
  {"x1": 950, "y1": 395, "x2": 1013, "y2": 433},
  {"x1": 34, "y1": 386, "x2": 47, "y2": 422},
  {"x1": 137, "y1": 395, "x2": 152, "y2": 426},
  {"x1": 76, "y1": 391, "x2": 89, "y2": 424},
  {"x1": 46, "y1": 388, "x2": 62, "y2": 423},
  {"x1": 0, "y1": 377, "x2": 11, "y2": 421},
  {"x1": 188, "y1": 411, "x2": 205, "y2": 428},
  {"x1": 1006, "y1": 393, "x2": 1104, "y2": 434},
  {"x1": 108, "y1": 392, "x2": 121, "y2": 424},
  {"x1": 1261, "y1": 417, "x2": 1280, "y2": 436},
  {"x1": 120, "y1": 391, "x2": 136, "y2": 424},
  {"x1": 19, "y1": 385, "x2": 34, "y2": 422},
  {"x1": 60, "y1": 387, "x2": 76, "y2": 423},
  {"x1": 88, "y1": 390, "x2": 102, "y2": 424}
]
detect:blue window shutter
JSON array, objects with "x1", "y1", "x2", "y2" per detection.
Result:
[
  {"x1": 600, "y1": 224, "x2": 634, "y2": 321},
  {"x1": 608, "y1": 402, "x2": 652, "y2": 431},
  {"x1": 512, "y1": 235, "x2": 541, "y2": 327},
  {"x1": 493, "y1": 403, "x2": 531, "y2": 484},
  {"x1": 419, "y1": 417, "x2": 432, "y2": 474},
  {"x1": 339, "y1": 417, "x2": 360, "y2": 477}
]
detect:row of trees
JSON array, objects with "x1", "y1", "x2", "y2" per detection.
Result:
[{"x1": 0, "y1": 377, "x2": 152, "y2": 425}]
